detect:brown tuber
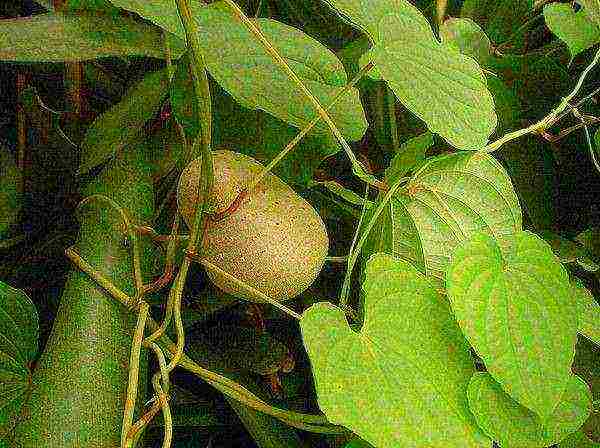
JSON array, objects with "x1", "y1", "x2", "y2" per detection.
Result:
[{"x1": 177, "y1": 150, "x2": 329, "y2": 302}]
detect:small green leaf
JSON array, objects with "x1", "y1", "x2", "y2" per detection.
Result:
[
  {"x1": 544, "y1": 3, "x2": 600, "y2": 59},
  {"x1": 579, "y1": 0, "x2": 600, "y2": 29},
  {"x1": 78, "y1": 68, "x2": 169, "y2": 175},
  {"x1": 447, "y1": 231, "x2": 579, "y2": 420},
  {"x1": 300, "y1": 253, "x2": 490, "y2": 448},
  {"x1": 439, "y1": 17, "x2": 492, "y2": 66},
  {"x1": 363, "y1": 151, "x2": 522, "y2": 286},
  {"x1": 0, "y1": 12, "x2": 183, "y2": 62},
  {"x1": 385, "y1": 131, "x2": 433, "y2": 184},
  {"x1": 0, "y1": 146, "x2": 22, "y2": 239},
  {"x1": 468, "y1": 372, "x2": 592, "y2": 447},
  {"x1": 371, "y1": 7, "x2": 497, "y2": 150},
  {"x1": 570, "y1": 280, "x2": 600, "y2": 346},
  {"x1": 0, "y1": 282, "x2": 39, "y2": 436}
]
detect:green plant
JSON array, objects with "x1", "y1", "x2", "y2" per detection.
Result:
[{"x1": 0, "y1": 0, "x2": 599, "y2": 447}]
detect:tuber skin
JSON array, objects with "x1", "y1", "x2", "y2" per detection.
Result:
[{"x1": 177, "y1": 150, "x2": 329, "y2": 302}]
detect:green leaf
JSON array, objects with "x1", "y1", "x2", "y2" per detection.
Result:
[
  {"x1": 364, "y1": 151, "x2": 522, "y2": 286},
  {"x1": 0, "y1": 147, "x2": 22, "y2": 239},
  {"x1": 447, "y1": 231, "x2": 579, "y2": 420},
  {"x1": 78, "y1": 68, "x2": 169, "y2": 175},
  {"x1": 439, "y1": 17, "x2": 492, "y2": 66},
  {"x1": 300, "y1": 253, "x2": 490, "y2": 448},
  {"x1": 579, "y1": 0, "x2": 600, "y2": 29},
  {"x1": 0, "y1": 12, "x2": 184, "y2": 62},
  {"x1": 544, "y1": 3, "x2": 600, "y2": 60},
  {"x1": 468, "y1": 372, "x2": 592, "y2": 447},
  {"x1": 371, "y1": 7, "x2": 497, "y2": 150},
  {"x1": 385, "y1": 131, "x2": 433, "y2": 184},
  {"x1": 570, "y1": 280, "x2": 600, "y2": 346},
  {"x1": 461, "y1": 0, "x2": 533, "y2": 50},
  {"x1": 558, "y1": 430, "x2": 600, "y2": 448},
  {"x1": 343, "y1": 439, "x2": 374, "y2": 448},
  {"x1": 0, "y1": 282, "x2": 38, "y2": 436}
]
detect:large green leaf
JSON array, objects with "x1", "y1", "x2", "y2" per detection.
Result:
[
  {"x1": 370, "y1": 6, "x2": 497, "y2": 150},
  {"x1": 364, "y1": 151, "x2": 522, "y2": 286},
  {"x1": 570, "y1": 280, "x2": 600, "y2": 346},
  {"x1": 468, "y1": 372, "x2": 592, "y2": 448},
  {"x1": 300, "y1": 253, "x2": 489, "y2": 448},
  {"x1": 447, "y1": 231, "x2": 579, "y2": 421},
  {"x1": 78, "y1": 68, "x2": 169, "y2": 175},
  {"x1": 0, "y1": 147, "x2": 22, "y2": 239},
  {"x1": 544, "y1": 3, "x2": 600, "y2": 60},
  {"x1": 0, "y1": 12, "x2": 183, "y2": 62},
  {"x1": 0, "y1": 283, "x2": 38, "y2": 437}
]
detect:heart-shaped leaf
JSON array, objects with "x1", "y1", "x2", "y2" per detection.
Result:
[
  {"x1": 0, "y1": 12, "x2": 183, "y2": 62},
  {"x1": 544, "y1": 3, "x2": 600, "y2": 60},
  {"x1": 0, "y1": 282, "x2": 39, "y2": 436},
  {"x1": 468, "y1": 372, "x2": 592, "y2": 447},
  {"x1": 570, "y1": 279, "x2": 600, "y2": 346},
  {"x1": 300, "y1": 253, "x2": 490, "y2": 448},
  {"x1": 447, "y1": 231, "x2": 579, "y2": 420},
  {"x1": 364, "y1": 151, "x2": 522, "y2": 286}
]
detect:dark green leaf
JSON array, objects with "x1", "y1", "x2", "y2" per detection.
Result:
[
  {"x1": 300, "y1": 254, "x2": 489, "y2": 448},
  {"x1": 544, "y1": 3, "x2": 600, "y2": 59},
  {"x1": 78, "y1": 68, "x2": 169, "y2": 175},
  {"x1": 0, "y1": 12, "x2": 184, "y2": 62},
  {"x1": 447, "y1": 231, "x2": 578, "y2": 420},
  {"x1": 468, "y1": 372, "x2": 592, "y2": 447},
  {"x1": 384, "y1": 131, "x2": 433, "y2": 184},
  {"x1": 557, "y1": 430, "x2": 600, "y2": 448},
  {"x1": 0, "y1": 282, "x2": 38, "y2": 437}
]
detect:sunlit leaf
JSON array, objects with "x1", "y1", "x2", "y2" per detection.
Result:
[
  {"x1": 0, "y1": 282, "x2": 38, "y2": 436},
  {"x1": 0, "y1": 12, "x2": 183, "y2": 62},
  {"x1": 372, "y1": 7, "x2": 497, "y2": 150},
  {"x1": 300, "y1": 253, "x2": 490, "y2": 448},
  {"x1": 570, "y1": 280, "x2": 600, "y2": 346},
  {"x1": 440, "y1": 17, "x2": 492, "y2": 66},
  {"x1": 468, "y1": 372, "x2": 592, "y2": 447},
  {"x1": 78, "y1": 68, "x2": 169, "y2": 175},
  {"x1": 447, "y1": 231, "x2": 579, "y2": 420},
  {"x1": 544, "y1": 3, "x2": 600, "y2": 59},
  {"x1": 364, "y1": 151, "x2": 522, "y2": 286}
]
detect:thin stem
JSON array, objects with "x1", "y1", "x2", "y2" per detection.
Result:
[
  {"x1": 121, "y1": 302, "x2": 149, "y2": 448},
  {"x1": 326, "y1": 256, "x2": 348, "y2": 263},
  {"x1": 152, "y1": 374, "x2": 173, "y2": 448},
  {"x1": 247, "y1": 61, "x2": 376, "y2": 192},
  {"x1": 339, "y1": 184, "x2": 370, "y2": 307},
  {"x1": 483, "y1": 46, "x2": 600, "y2": 153},
  {"x1": 198, "y1": 258, "x2": 302, "y2": 320},
  {"x1": 221, "y1": 0, "x2": 379, "y2": 187},
  {"x1": 339, "y1": 177, "x2": 410, "y2": 307}
]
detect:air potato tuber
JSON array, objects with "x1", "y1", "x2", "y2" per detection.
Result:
[{"x1": 177, "y1": 150, "x2": 329, "y2": 302}]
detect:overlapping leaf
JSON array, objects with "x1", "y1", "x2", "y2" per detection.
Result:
[
  {"x1": 371, "y1": 8, "x2": 497, "y2": 150},
  {"x1": 364, "y1": 151, "x2": 522, "y2": 286},
  {"x1": 0, "y1": 12, "x2": 183, "y2": 62},
  {"x1": 447, "y1": 231, "x2": 579, "y2": 420},
  {"x1": 468, "y1": 372, "x2": 592, "y2": 447},
  {"x1": 544, "y1": 3, "x2": 600, "y2": 59},
  {"x1": 300, "y1": 253, "x2": 490, "y2": 448},
  {"x1": 440, "y1": 18, "x2": 492, "y2": 66},
  {"x1": 0, "y1": 282, "x2": 38, "y2": 436},
  {"x1": 78, "y1": 68, "x2": 169, "y2": 175},
  {"x1": 570, "y1": 280, "x2": 600, "y2": 346}
]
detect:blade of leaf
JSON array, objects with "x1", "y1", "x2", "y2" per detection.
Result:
[
  {"x1": 371, "y1": 6, "x2": 497, "y2": 150},
  {"x1": 570, "y1": 280, "x2": 600, "y2": 346},
  {"x1": 0, "y1": 12, "x2": 184, "y2": 62},
  {"x1": 439, "y1": 17, "x2": 493, "y2": 66},
  {"x1": 301, "y1": 253, "x2": 490, "y2": 448},
  {"x1": 544, "y1": 3, "x2": 600, "y2": 60},
  {"x1": 447, "y1": 231, "x2": 579, "y2": 420},
  {"x1": 468, "y1": 372, "x2": 592, "y2": 447}
]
